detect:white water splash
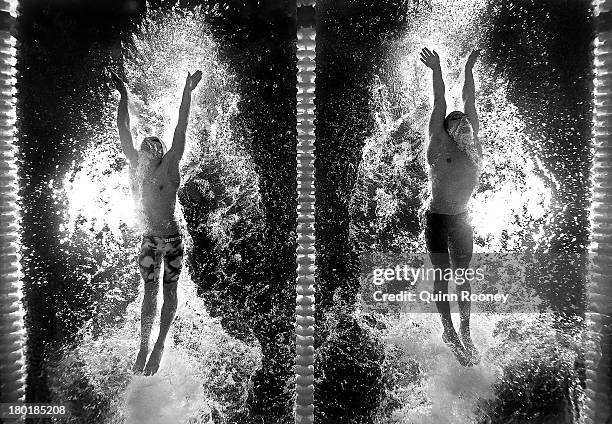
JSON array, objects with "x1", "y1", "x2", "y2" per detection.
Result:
[
  {"x1": 123, "y1": 280, "x2": 217, "y2": 424},
  {"x1": 383, "y1": 313, "x2": 533, "y2": 424},
  {"x1": 124, "y1": 350, "x2": 211, "y2": 424}
]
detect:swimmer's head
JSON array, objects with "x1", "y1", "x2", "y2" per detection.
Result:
[
  {"x1": 444, "y1": 111, "x2": 481, "y2": 166},
  {"x1": 139, "y1": 136, "x2": 166, "y2": 161},
  {"x1": 444, "y1": 111, "x2": 469, "y2": 134},
  {"x1": 445, "y1": 111, "x2": 473, "y2": 142}
]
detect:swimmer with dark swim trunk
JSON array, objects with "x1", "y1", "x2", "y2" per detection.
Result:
[
  {"x1": 420, "y1": 48, "x2": 483, "y2": 366},
  {"x1": 111, "y1": 69, "x2": 202, "y2": 376}
]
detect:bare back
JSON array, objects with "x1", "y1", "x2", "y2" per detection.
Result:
[{"x1": 130, "y1": 155, "x2": 181, "y2": 237}]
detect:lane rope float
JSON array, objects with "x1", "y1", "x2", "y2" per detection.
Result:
[
  {"x1": 585, "y1": 1, "x2": 612, "y2": 422},
  {"x1": 295, "y1": 2, "x2": 316, "y2": 423},
  {"x1": 0, "y1": 0, "x2": 27, "y2": 412}
]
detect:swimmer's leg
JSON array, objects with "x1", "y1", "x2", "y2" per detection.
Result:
[
  {"x1": 449, "y1": 215, "x2": 479, "y2": 365},
  {"x1": 134, "y1": 236, "x2": 162, "y2": 374},
  {"x1": 425, "y1": 211, "x2": 470, "y2": 366},
  {"x1": 144, "y1": 238, "x2": 183, "y2": 376}
]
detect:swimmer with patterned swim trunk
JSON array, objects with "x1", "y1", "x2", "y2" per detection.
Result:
[
  {"x1": 420, "y1": 48, "x2": 483, "y2": 366},
  {"x1": 138, "y1": 235, "x2": 184, "y2": 287},
  {"x1": 111, "y1": 69, "x2": 202, "y2": 376}
]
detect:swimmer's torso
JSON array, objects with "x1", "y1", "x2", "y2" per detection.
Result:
[
  {"x1": 129, "y1": 157, "x2": 180, "y2": 237},
  {"x1": 428, "y1": 133, "x2": 481, "y2": 215}
]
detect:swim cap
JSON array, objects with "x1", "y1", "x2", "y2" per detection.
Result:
[
  {"x1": 444, "y1": 111, "x2": 466, "y2": 132},
  {"x1": 140, "y1": 136, "x2": 166, "y2": 158}
]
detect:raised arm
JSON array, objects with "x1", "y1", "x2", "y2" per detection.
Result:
[
  {"x1": 166, "y1": 70, "x2": 202, "y2": 163},
  {"x1": 420, "y1": 48, "x2": 447, "y2": 137},
  {"x1": 111, "y1": 72, "x2": 137, "y2": 162},
  {"x1": 462, "y1": 49, "x2": 480, "y2": 137}
]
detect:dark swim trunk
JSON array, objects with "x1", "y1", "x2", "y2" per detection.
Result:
[
  {"x1": 424, "y1": 210, "x2": 473, "y2": 270},
  {"x1": 138, "y1": 234, "x2": 184, "y2": 285}
]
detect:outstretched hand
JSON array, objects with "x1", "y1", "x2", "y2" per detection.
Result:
[
  {"x1": 466, "y1": 49, "x2": 481, "y2": 69},
  {"x1": 185, "y1": 70, "x2": 203, "y2": 92},
  {"x1": 420, "y1": 48, "x2": 441, "y2": 70},
  {"x1": 110, "y1": 71, "x2": 127, "y2": 95}
]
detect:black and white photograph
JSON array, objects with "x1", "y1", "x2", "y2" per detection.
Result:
[{"x1": 0, "y1": 0, "x2": 611, "y2": 423}]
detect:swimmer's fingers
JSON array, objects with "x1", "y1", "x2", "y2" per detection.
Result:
[
  {"x1": 422, "y1": 47, "x2": 439, "y2": 59},
  {"x1": 420, "y1": 49, "x2": 430, "y2": 63},
  {"x1": 192, "y1": 71, "x2": 203, "y2": 89},
  {"x1": 419, "y1": 49, "x2": 430, "y2": 63},
  {"x1": 185, "y1": 70, "x2": 203, "y2": 91},
  {"x1": 110, "y1": 71, "x2": 120, "y2": 86},
  {"x1": 110, "y1": 71, "x2": 127, "y2": 94},
  {"x1": 420, "y1": 48, "x2": 440, "y2": 69},
  {"x1": 192, "y1": 70, "x2": 203, "y2": 86},
  {"x1": 111, "y1": 71, "x2": 122, "y2": 84}
]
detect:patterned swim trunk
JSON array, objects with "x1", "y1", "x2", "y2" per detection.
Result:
[{"x1": 138, "y1": 234, "x2": 184, "y2": 285}]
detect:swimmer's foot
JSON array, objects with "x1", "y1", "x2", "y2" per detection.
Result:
[
  {"x1": 132, "y1": 346, "x2": 148, "y2": 374},
  {"x1": 442, "y1": 330, "x2": 471, "y2": 367},
  {"x1": 460, "y1": 326, "x2": 481, "y2": 366},
  {"x1": 143, "y1": 343, "x2": 164, "y2": 376}
]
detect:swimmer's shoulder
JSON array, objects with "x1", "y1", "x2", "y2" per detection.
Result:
[{"x1": 427, "y1": 130, "x2": 452, "y2": 166}]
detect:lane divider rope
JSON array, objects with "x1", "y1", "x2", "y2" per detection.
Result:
[
  {"x1": 0, "y1": 0, "x2": 27, "y2": 413},
  {"x1": 295, "y1": 2, "x2": 316, "y2": 423},
  {"x1": 585, "y1": 1, "x2": 612, "y2": 422}
]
